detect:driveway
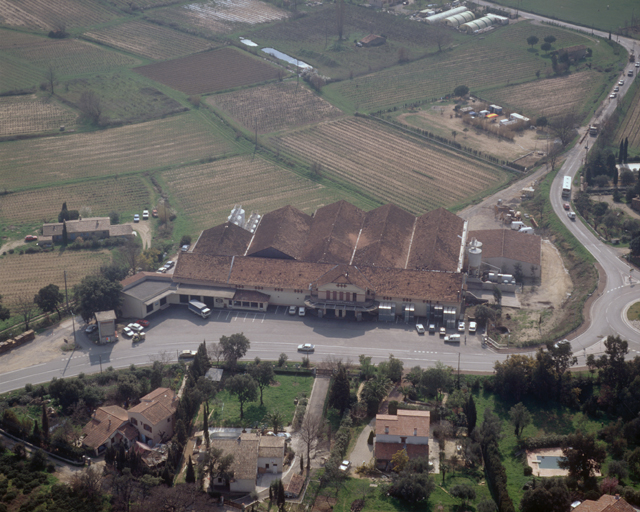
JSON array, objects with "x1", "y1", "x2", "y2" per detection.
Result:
[{"x1": 348, "y1": 418, "x2": 375, "y2": 469}]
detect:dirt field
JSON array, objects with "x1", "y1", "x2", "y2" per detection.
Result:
[
  {"x1": 208, "y1": 81, "x2": 343, "y2": 134},
  {"x1": 148, "y1": 0, "x2": 289, "y2": 35},
  {"x1": 616, "y1": 81, "x2": 640, "y2": 151},
  {"x1": 0, "y1": 175, "x2": 151, "y2": 226},
  {"x1": 162, "y1": 155, "x2": 359, "y2": 233},
  {"x1": 84, "y1": 20, "x2": 217, "y2": 61},
  {"x1": 0, "y1": 95, "x2": 77, "y2": 136},
  {"x1": 0, "y1": 250, "x2": 111, "y2": 307},
  {"x1": 482, "y1": 71, "x2": 598, "y2": 120},
  {"x1": 397, "y1": 104, "x2": 546, "y2": 162},
  {"x1": 0, "y1": 112, "x2": 235, "y2": 190},
  {"x1": 271, "y1": 117, "x2": 510, "y2": 215},
  {"x1": 0, "y1": 0, "x2": 118, "y2": 30},
  {"x1": 135, "y1": 47, "x2": 281, "y2": 95}
]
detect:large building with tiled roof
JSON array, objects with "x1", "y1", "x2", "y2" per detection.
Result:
[
  {"x1": 120, "y1": 200, "x2": 469, "y2": 323},
  {"x1": 468, "y1": 229, "x2": 541, "y2": 278},
  {"x1": 573, "y1": 495, "x2": 635, "y2": 512}
]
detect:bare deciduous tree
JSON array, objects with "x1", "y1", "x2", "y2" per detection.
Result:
[
  {"x1": 430, "y1": 25, "x2": 452, "y2": 52},
  {"x1": 300, "y1": 412, "x2": 321, "y2": 470},
  {"x1": 78, "y1": 90, "x2": 102, "y2": 125},
  {"x1": 45, "y1": 66, "x2": 57, "y2": 95},
  {"x1": 70, "y1": 466, "x2": 103, "y2": 500},
  {"x1": 14, "y1": 294, "x2": 36, "y2": 331},
  {"x1": 208, "y1": 342, "x2": 223, "y2": 365},
  {"x1": 336, "y1": 0, "x2": 345, "y2": 41},
  {"x1": 549, "y1": 110, "x2": 578, "y2": 147},
  {"x1": 118, "y1": 238, "x2": 142, "y2": 273}
]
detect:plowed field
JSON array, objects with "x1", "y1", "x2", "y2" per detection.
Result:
[
  {"x1": 135, "y1": 47, "x2": 280, "y2": 94},
  {"x1": 0, "y1": 112, "x2": 236, "y2": 190},
  {"x1": 163, "y1": 155, "x2": 367, "y2": 231},
  {"x1": 0, "y1": 0, "x2": 118, "y2": 30},
  {"x1": 0, "y1": 95, "x2": 77, "y2": 136},
  {"x1": 271, "y1": 117, "x2": 509, "y2": 214},
  {"x1": 208, "y1": 81, "x2": 343, "y2": 134},
  {"x1": 84, "y1": 21, "x2": 216, "y2": 61}
]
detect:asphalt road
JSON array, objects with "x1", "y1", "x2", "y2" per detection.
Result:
[{"x1": 1, "y1": 8, "x2": 639, "y2": 393}]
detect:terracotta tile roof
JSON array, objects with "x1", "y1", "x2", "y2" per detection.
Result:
[
  {"x1": 109, "y1": 224, "x2": 134, "y2": 237},
  {"x1": 286, "y1": 473, "x2": 305, "y2": 497},
  {"x1": 407, "y1": 208, "x2": 465, "y2": 271},
  {"x1": 82, "y1": 405, "x2": 129, "y2": 449},
  {"x1": 374, "y1": 442, "x2": 405, "y2": 461},
  {"x1": 313, "y1": 264, "x2": 375, "y2": 292},
  {"x1": 352, "y1": 204, "x2": 415, "y2": 268},
  {"x1": 300, "y1": 201, "x2": 365, "y2": 264},
  {"x1": 43, "y1": 217, "x2": 112, "y2": 237},
  {"x1": 129, "y1": 387, "x2": 177, "y2": 425},
  {"x1": 361, "y1": 266, "x2": 463, "y2": 302},
  {"x1": 247, "y1": 205, "x2": 312, "y2": 259},
  {"x1": 211, "y1": 433, "x2": 259, "y2": 481},
  {"x1": 174, "y1": 254, "x2": 235, "y2": 284},
  {"x1": 375, "y1": 410, "x2": 431, "y2": 436},
  {"x1": 258, "y1": 436, "x2": 285, "y2": 458},
  {"x1": 229, "y1": 257, "x2": 332, "y2": 290},
  {"x1": 468, "y1": 229, "x2": 541, "y2": 267},
  {"x1": 574, "y1": 496, "x2": 635, "y2": 512},
  {"x1": 119, "y1": 423, "x2": 140, "y2": 441},
  {"x1": 193, "y1": 222, "x2": 252, "y2": 256}
]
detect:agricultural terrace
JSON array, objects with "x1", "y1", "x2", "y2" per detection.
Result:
[
  {"x1": 490, "y1": 0, "x2": 639, "y2": 37},
  {"x1": 248, "y1": 4, "x2": 455, "y2": 79},
  {"x1": 0, "y1": 112, "x2": 237, "y2": 190},
  {"x1": 148, "y1": 0, "x2": 289, "y2": 37},
  {"x1": 0, "y1": 250, "x2": 111, "y2": 307},
  {"x1": 0, "y1": 0, "x2": 119, "y2": 30},
  {"x1": 324, "y1": 22, "x2": 605, "y2": 113},
  {"x1": 58, "y1": 72, "x2": 187, "y2": 125},
  {"x1": 615, "y1": 79, "x2": 640, "y2": 153},
  {"x1": 482, "y1": 71, "x2": 600, "y2": 120},
  {"x1": 0, "y1": 95, "x2": 77, "y2": 136},
  {"x1": 83, "y1": 21, "x2": 217, "y2": 61},
  {"x1": 208, "y1": 81, "x2": 343, "y2": 134},
  {"x1": 0, "y1": 176, "x2": 151, "y2": 227},
  {"x1": 135, "y1": 47, "x2": 281, "y2": 94},
  {"x1": 6, "y1": 36, "x2": 140, "y2": 78},
  {"x1": 271, "y1": 117, "x2": 510, "y2": 214},
  {"x1": 107, "y1": 0, "x2": 186, "y2": 9},
  {"x1": 162, "y1": 155, "x2": 374, "y2": 233}
]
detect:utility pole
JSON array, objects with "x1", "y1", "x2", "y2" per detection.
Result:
[
  {"x1": 99, "y1": 355, "x2": 102, "y2": 373},
  {"x1": 63, "y1": 270, "x2": 77, "y2": 347}
]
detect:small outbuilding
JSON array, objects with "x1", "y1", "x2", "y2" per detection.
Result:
[
  {"x1": 95, "y1": 310, "x2": 117, "y2": 344},
  {"x1": 360, "y1": 34, "x2": 386, "y2": 47}
]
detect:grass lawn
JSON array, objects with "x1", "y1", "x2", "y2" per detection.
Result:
[
  {"x1": 210, "y1": 374, "x2": 313, "y2": 428},
  {"x1": 627, "y1": 301, "x2": 640, "y2": 321}
]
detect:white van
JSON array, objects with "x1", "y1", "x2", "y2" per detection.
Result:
[{"x1": 444, "y1": 334, "x2": 461, "y2": 343}]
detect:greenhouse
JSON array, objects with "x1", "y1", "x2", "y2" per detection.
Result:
[
  {"x1": 444, "y1": 11, "x2": 475, "y2": 27},
  {"x1": 425, "y1": 6, "x2": 468, "y2": 24},
  {"x1": 459, "y1": 15, "x2": 494, "y2": 34}
]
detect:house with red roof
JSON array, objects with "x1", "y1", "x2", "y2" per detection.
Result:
[{"x1": 374, "y1": 409, "x2": 430, "y2": 471}]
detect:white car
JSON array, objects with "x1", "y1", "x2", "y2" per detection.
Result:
[
  {"x1": 276, "y1": 432, "x2": 292, "y2": 440},
  {"x1": 415, "y1": 323, "x2": 425, "y2": 334},
  {"x1": 619, "y1": 80, "x2": 625, "y2": 86},
  {"x1": 298, "y1": 307, "x2": 306, "y2": 317},
  {"x1": 133, "y1": 214, "x2": 140, "y2": 223},
  {"x1": 458, "y1": 321, "x2": 465, "y2": 333},
  {"x1": 128, "y1": 323, "x2": 144, "y2": 332},
  {"x1": 468, "y1": 321, "x2": 477, "y2": 334},
  {"x1": 156, "y1": 267, "x2": 167, "y2": 273},
  {"x1": 297, "y1": 343, "x2": 315, "y2": 353},
  {"x1": 567, "y1": 211, "x2": 576, "y2": 220},
  {"x1": 288, "y1": 306, "x2": 297, "y2": 315},
  {"x1": 122, "y1": 326, "x2": 135, "y2": 337},
  {"x1": 610, "y1": 93, "x2": 617, "y2": 99},
  {"x1": 439, "y1": 327, "x2": 446, "y2": 337},
  {"x1": 179, "y1": 350, "x2": 197, "y2": 359},
  {"x1": 636, "y1": 62, "x2": 640, "y2": 68},
  {"x1": 339, "y1": 460, "x2": 351, "y2": 471},
  {"x1": 142, "y1": 210, "x2": 149, "y2": 220}
]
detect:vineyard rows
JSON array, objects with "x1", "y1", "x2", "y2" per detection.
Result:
[
  {"x1": 482, "y1": 71, "x2": 595, "y2": 119},
  {"x1": 84, "y1": 21, "x2": 216, "y2": 61},
  {"x1": 272, "y1": 118, "x2": 506, "y2": 215},
  {"x1": 182, "y1": 0, "x2": 288, "y2": 25},
  {"x1": 0, "y1": 112, "x2": 236, "y2": 190},
  {"x1": 326, "y1": 22, "x2": 591, "y2": 112},
  {"x1": 0, "y1": 250, "x2": 111, "y2": 307},
  {"x1": 0, "y1": 53, "x2": 42, "y2": 93},
  {"x1": 135, "y1": 47, "x2": 280, "y2": 94},
  {"x1": 108, "y1": 0, "x2": 183, "y2": 8},
  {"x1": 616, "y1": 85, "x2": 640, "y2": 151},
  {"x1": 163, "y1": 155, "x2": 351, "y2": 232},
  {"x1": 0, "y1": 0, "x2": 118, "y2": 30},
  {"x1": 0, "y1": 175, "x2": 150, "y2": 225},
  {"x1": 209, "y1": 81, "x2": 343, "y2": 134},
  {"x1": 0, "y1": 95, "x2": 77, "y2": 136},
  {"x1": 8, "y1": 38, "x2": 139, "y2": 77}
]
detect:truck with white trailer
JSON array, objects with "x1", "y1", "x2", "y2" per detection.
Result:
[{"x1": 188, "y1": 300, "x2": 211, "y2": 319}]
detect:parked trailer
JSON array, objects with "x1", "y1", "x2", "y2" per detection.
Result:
[{"x1": 188, "y1": 300, "x2": 211, "y2": 319}]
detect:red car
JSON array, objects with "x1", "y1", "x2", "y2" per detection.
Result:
[
  {"x1": 136, "y1": 319, "x2": 150, "y2": 328},
  {"x1": 563, "y1": 203, "x2": 570, "y2": 211},
  {"x1": 24, "y1": 235, "x2": 38, "y2": 242},
  {"x1": 152, "y1": 209, "x2": 158, "y2": 218}
]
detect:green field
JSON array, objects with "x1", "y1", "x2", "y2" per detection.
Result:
[
  {"x1": 490, "y1": 0, "x2": 640, "y2": 36},
  {"x1": 0, "y1": 111, "x2": 237, "y2": 190},
  {"x1": 323, "y1": 21, "x2": 616, "y2": 113}
]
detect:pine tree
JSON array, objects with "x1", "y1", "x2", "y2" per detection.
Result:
[
  {"x1": 41, "y1": 404, "x2": 49, "y2": 442},
  {"x1": 186, "y1": 455, "x2": 196, "y2": 483}
]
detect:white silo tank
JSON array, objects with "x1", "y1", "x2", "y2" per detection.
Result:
[{"x1": 467, "y1": 239, "x2": 483, "y2": 273}]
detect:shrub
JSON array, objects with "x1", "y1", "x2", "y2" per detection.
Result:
[
  {"x1": 524, "y1": 465, "x2": 533, "y2": 476},
  {"x1": 367, "y1": 430, "x2": 375, "y2": 445}
]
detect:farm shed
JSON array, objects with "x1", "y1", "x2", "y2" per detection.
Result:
[
  {"x1": 425, "y1": 6, "x2": 468, "y2": 24},
  {"x1": 486, "y1": 13, "x2": 509, "y2": 25},
  {"x1": 489, "y1": 104, "x2": 503, "y2": 114},
  {"x1": 444, "y1": 11, "x2": 475, "y2": 27},
  {"x1": 95, "y1": 310, "x2": 117, "y2": 344},
  {"x1": 556, "y1": 44, "x2": 588, "y2": 62},
  {"x1": 360, "y1": 34, "x2": 386, "y2": 47},
  {"x1": 509, "y1": 113, "x2": 530, "y2": 122},
  {"x1": 468, "y1": 229, "x2": 541, "y2": 279},
  {"x1": 479, "y1": 110, "x2": 490, "y2": 118},
  {"x1": 460, "y1": 16, "x2": 494, "y2": 33}
]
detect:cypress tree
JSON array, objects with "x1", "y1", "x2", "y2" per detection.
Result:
[
  {"x1": 62, "y1": 221, "x2": 68, "y2": 246},
  {"x1": 620, "y1": 141, "x2": 624, "y2": 164},
  {"x1": 203, "y1": 402, "x2": 210, "y2": 448},
  {"x1": 300, "y1": 454, "x2": 304, "y2": 474},
  {"x1": 32, "y1": 420, "x2": 41, "y2": 446},
  {"x1": 466, "y1": 395, "x2": 477, "y2": 434},
  {"x1": 624, "y1": 138, "x2": 629, "y2": 163},
  {"x1": 41, "y1": 404, "x2": 49, "y2": 442},
  {"x1": 277, "y1": 479, "x2": 286, "y2": 511},
  {"x1": 186, "y1": 455, "x2": 196, "y2": 483}
]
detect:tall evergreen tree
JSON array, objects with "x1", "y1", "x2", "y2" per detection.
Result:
[
  {"x1": 186, "y1": 455, "x2": 196, "y2": 483},
  {"x1": 465, "y1": 395, "x2": 477, "y2": 434},
  {"x1": 329, "y1": 364, "x2": 351, "y2": 415},
  {"x1": 620, "y1": 141, "x2": 624, "y2": 164},
  {"x1": 41, "y1": 404, "x2": 49, "y2": 441},
  {"x1": 32, "y1": 420, "x2": 41, "y2": 445},
  {"x1": 62, "y1": 221, "x2": 68, "y2": 246},
  {"x1": 277, "y1": 479, "x2": 286, "y2": 511},
  {"x1": 624, "y1": 138, "x2": 629, "y2": 163},
  {"x1": 203, "y1": 402, "x2": 210, "y2": 448}
]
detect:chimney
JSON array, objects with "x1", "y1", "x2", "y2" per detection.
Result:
[{"x1": 615, "y1": 495, "x2": 620, "y2": 501}]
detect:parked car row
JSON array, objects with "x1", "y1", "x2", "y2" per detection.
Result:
[
  {"x1": 288, "y1": 306, "x2": 306, "y2": 317},
  {"x1": 156, "y1": 260, "x2": 175, "y2": 273},
  {"x1": 133, "y1": 210, "x2": 153, "y2": 223},
  {"x1": 417, "y1": 320, "x2": 477, "y2": 336}
]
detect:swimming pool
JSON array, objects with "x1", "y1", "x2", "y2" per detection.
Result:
[{"x1": 536, "y1": 456, "x2": 566, "y2": 469}]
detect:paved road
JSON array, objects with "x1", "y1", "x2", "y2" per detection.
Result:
[{"x1": 1, "y1": 8, "x2": 639, "y2": 394}]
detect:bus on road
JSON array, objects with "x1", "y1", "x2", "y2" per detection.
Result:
[{"x1": 562, "y1": 176, "x2": 571, "y2": 198}]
